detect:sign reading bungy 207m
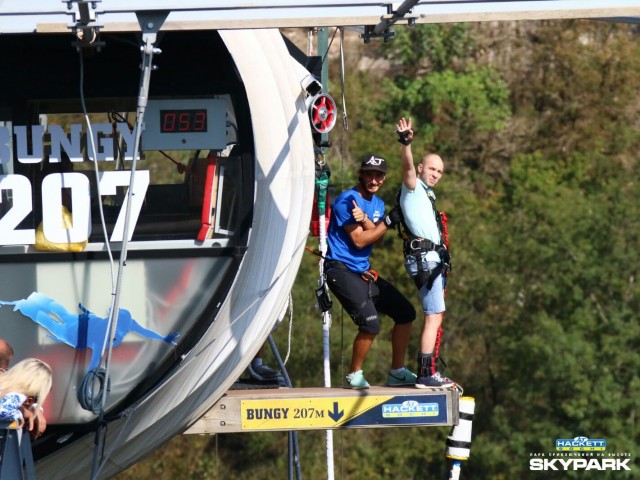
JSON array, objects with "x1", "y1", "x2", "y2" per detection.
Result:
[
  {"x1": 241, "y1": 393, "x2": 452, "y2": 431},
  {"x1": 0, "y1": 123, "x2": 149, "y2": 246}
]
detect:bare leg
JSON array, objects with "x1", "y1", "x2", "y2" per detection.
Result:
[
  {"x1": 391, "y1": 322, "x2": 412, "y2": 369},
  {"x1": 420, "y1": 312, "x2": 443, "y2": 354},
  {"x1": 349, "y1": 331, "x2": 376, "y2": 372}
]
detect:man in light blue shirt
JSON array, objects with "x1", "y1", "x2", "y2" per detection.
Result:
[{"x1": 396, "y1": 117, "x2": 458, "y2": 389}]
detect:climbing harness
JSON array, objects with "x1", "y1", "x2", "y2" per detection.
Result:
[{"x1": 395, "y1": 190, "x2": 452, "y2": 291}]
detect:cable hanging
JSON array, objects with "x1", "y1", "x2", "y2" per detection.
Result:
[
  {"x1": 339, "y1": 28, "x2": 349, "y2": 131},
  {"x1": 83, "y1": 12, "x2": 168, "y2": 480}
]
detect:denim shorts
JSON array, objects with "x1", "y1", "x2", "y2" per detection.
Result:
[{"x1": 404, "y1": 253, "x2": 446, "y2": 314}]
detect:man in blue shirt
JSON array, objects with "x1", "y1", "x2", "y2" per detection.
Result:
[
  {"x1": 325, "y1": 155, "x2": 416, "y2": 389},
  {"x1": 396, "y1": 117, "x2": 457, "y2": 389}
]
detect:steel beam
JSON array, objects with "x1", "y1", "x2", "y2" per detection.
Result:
[{"x1": 1, "y1": 1, "x2": 640, "y2": 34}]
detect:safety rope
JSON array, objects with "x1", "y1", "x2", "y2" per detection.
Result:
[
  {"x1": 435, "y1": 212, "x2": 451, "y2": 364},
  {"x1": 307, "y1": 27, "x2": 314, "y2": 56},
  {"x1": 283, "y1": 292, "x2": 294, "y2": 365},
  {"x1": 78, "y1": 56, "x2": 116, "y2": 294},
  {"x1": 313, "y1": 147, "x2": 335, "y2": 480},
  {"x1": 339, "y1": 28, "x2": 348, "y2": 131}
]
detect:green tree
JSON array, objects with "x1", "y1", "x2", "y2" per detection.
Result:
[
  {"x1": 375, "y1": 24, "x2": 511, "y2": 173},
  {"x1": 118, "y1": 20, "x2": 640, "y2": 479}
]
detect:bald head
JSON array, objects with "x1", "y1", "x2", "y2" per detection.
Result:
[
  {"x1": 0, "y1": 338, "x2": 14, "y2": 371},
  {"x1": 418, "y1": 154, "x2": 444, "y2": 188}
]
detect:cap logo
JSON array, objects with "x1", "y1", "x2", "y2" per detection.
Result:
[{"x1": 365, "y1": 156, "x2": 384, "y2": 166}]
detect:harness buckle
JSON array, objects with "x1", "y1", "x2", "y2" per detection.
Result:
[
  {"x1": 409, "y1": 238, "x2": 423, "y2": 251},
  {"x1": 361, "y1": 269, "x2": 379, "y2": 283}
]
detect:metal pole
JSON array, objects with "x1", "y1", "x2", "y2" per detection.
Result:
[
  {"x1": 316, "y1": 26, "x2": 335, "y2": 480},
  {"x1": 268, "y1": 335, "x2": 302, "y2": 480}
]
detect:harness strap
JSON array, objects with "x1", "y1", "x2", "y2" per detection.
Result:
[
  {"x1": 324, "y1": 259, "x2": 349, "y2": 272},
  {"x1": 403, "y1": 237, "x2": 438, "y2": 255},
  {"x1": 325, "y1": 259, "x2": 376, "y2": 279},
  {"x1": 412, "y1": 256, "x2": 444, "y2": 291}
]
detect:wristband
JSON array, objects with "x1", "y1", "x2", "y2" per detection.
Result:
[
  {"x1": 396, "y1": 129, "x2": 412, "y2": 146},
  {"x1": 360, "y1": 213, "x2": 368, "y2": 224}
]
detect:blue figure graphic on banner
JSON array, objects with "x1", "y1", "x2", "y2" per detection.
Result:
[{"x1": 0, "y1": 292, "x2": 179, "y2": 372}]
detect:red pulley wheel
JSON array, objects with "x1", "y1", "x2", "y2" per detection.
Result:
[{"x1": 309, "y1": 93, "x2": 337, "y2": 133}]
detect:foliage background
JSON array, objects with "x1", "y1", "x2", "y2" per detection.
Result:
[{"x1": 117, "y1": 20, "x2": 640, "y2": 479}]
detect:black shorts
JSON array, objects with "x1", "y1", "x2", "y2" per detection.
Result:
[{"x1": 326, "y1": 262, "x2": 415, "y2": 335}]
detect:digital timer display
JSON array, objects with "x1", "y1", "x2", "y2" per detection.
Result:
[
  {"x1": 160, "y1": 109, "x2": 208, "y2": 133},
  {"x1": 143, "y1": 99, "x2": 226, "y2": 150}
]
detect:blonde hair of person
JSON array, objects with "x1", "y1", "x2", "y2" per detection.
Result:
[{"x1": 0, "y1": 358, "x2": 52, "y2": 405}]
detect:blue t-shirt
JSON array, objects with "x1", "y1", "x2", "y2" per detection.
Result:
[{"x1": 326, "y1": 186, "x2": 385, "y2": 273}]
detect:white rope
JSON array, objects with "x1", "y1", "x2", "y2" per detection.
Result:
[
  {"x1": 339, "y1": 28, "x2": 349, "y2": 131},
  {"x1": 283, "y1": 292, "x2": 294, "y2": 365},
  {"x1": 78, "y1": 53, "x2": 117, "y2": 296},
  {"x1": 307, "y1": 27, "x2": 314, "y2": 56},
  {"x1": 78, "y1": 51, "x2": 120, "y2": 411}
]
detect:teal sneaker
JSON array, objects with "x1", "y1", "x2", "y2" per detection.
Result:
[
  {"x1": 386, "y1": 367, "x2": 417, "y2": 387},
  {"x1": 344, "y1": 370, "x2": 370, "y2": 389}
]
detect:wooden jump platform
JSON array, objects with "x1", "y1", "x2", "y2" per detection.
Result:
[{"x1": 185, "y1": 386, "x2": 459, "y2": 434}]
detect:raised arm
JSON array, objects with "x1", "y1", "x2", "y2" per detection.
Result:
[{"x1": 396, "y1": 117, "x2": 417, "y2": 191}]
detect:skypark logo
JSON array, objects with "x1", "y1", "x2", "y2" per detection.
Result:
[
  {"x1": 556, "y1": 436, "x2": 606, "y2": 451},
  {"x1": 530, "y1": 458, "x2": 631, "y2": 471},
  {"x1": 529, "y1": 435, "x2": 632, "y2": 472}
]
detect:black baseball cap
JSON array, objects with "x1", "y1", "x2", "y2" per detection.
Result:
[{"x1": 360, "y1": 155, "x2": 388, "y2": 174}]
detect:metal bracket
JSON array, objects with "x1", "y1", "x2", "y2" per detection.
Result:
[
  {"x1": 136, "y1": 10, "x2": 170, "y2": 41},
  {"x1": 361, "y1": 0, "x2": 420, "y2": 43},
  {"x1": 360, "y1": 25, "x2": 395, "y2": 44},
  {"x1": 65, "y1": 0, "x2": 105, "y2": 50},
  {"x1": 134, "y1": 11, "x2": 169, "y2": 110}
]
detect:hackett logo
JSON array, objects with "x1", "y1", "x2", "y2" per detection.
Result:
[{"x1": 555, "y1": 435, "x2": 606, "y2": 451}]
